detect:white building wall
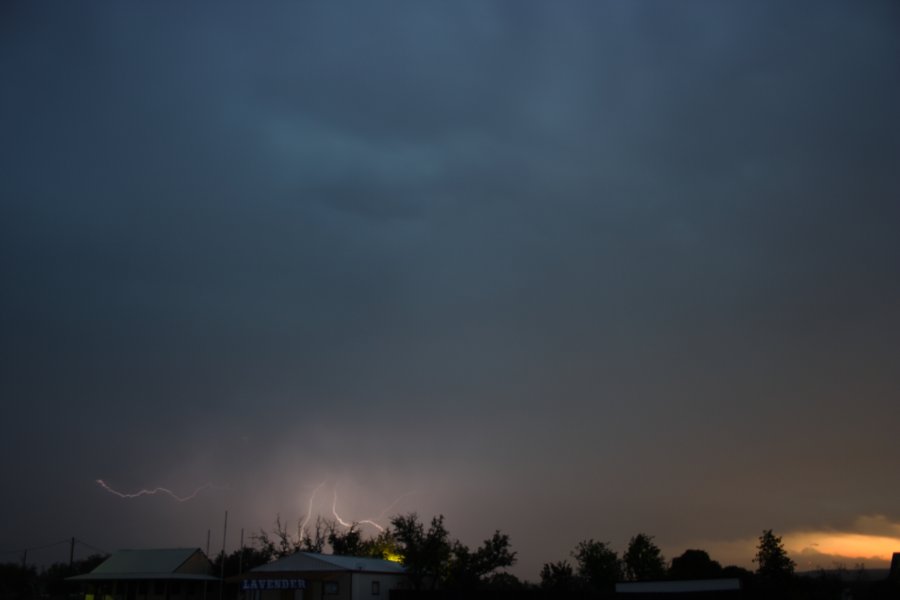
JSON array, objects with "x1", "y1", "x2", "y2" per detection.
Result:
[{"x1": 349, "y1": 573, "x2": 405, "y2": 600}]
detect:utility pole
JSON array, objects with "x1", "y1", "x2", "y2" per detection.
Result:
[
  {"x1": 206, "y1": 530, "x2": 211, "y2": 556},
  {"x1": 22, "y1": 549, "x2": 27, "y2": 570},
  {"x1": 219, "y1": 511, "x2": 228, "y2": 600},
  {"x1": 237, "y1": 529, "x2": 244, "y2": 577},
  {"x1": 70, "y1": 537, "x2": 75, "y2": 568},
  {"x1": 237, "y1": 528, "x2": 244, "y2": 600}
]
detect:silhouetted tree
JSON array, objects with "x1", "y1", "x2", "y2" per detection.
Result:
[
  {"x1": 255, "y1": 515, "x2": 374, "y2": 558},
  {"x1": 327, "y1": 521, "x2": 367, "y2": 556},
  {"x1": 0, "y1": 562, "x2": 37, "y2": 600},
  {"x1": 300, "y1": 515, "x2": 327, "y2": 553},
  {"x1": 754, "y1": 529, "x2": 795, "y2": 582},
  {"x1": 482, "y1": 571, "x2": 527, "y2": 591},
  {"x1": 389, "y1": 513, "x2": 513, "y2": 592},
  {"x1": 390, "y1": 513, "x2": 452, "y2": 591},
  {"x1": 573, "y1": 539, "x2": 622, "y2": 593},
  {"x1": 41, "y1": 554, "x2": 108, "y2": 599},
  {"x1": 253, "y1": 514, "x2": 300, "y2": 559},
  {"x1": 364, "y1": 529, "x2": 401, "y2": 561},
  {"x1": 668, "y1": 549, "x2": 723, "y2": 580},
  {"x1": 540, "y1": 560, "x2": 577, "y2": 592},
  {"x1": 623, "y1": 533, "x2": 666, "y2": 581},
  {"x1": 445, "y1": 530, "x2": 516, "y2": 591}
]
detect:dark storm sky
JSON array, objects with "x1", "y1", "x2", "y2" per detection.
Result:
[{"x1": 2, "y1": 0, "x2": 899, "y2": 578}]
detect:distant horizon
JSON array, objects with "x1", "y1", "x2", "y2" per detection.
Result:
[{"x1": 8, "y1": 504, "x2": 898, "y2": 581}]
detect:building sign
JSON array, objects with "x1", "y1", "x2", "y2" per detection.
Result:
[{"x1": 241, "y1": 579, "x2": 306, "y2": 591}]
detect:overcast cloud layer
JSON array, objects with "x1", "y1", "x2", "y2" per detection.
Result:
[{"x1": 2, "y1": 1, "x2": 899, "y2": 579}]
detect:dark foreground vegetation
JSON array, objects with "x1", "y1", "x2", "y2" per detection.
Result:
[
  {"x1": 4, "y1": 518, "x2": 898, "y2": 600},
  {"x1": 1, "y1": 554, "x2": 106, "y2": 600}
]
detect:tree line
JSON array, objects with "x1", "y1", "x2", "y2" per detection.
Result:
[
  {"x1": 537, "y1": 529, "x2": 794, "y2": 595},
  {"x1": 236, "y1": 516, "x2": 896, "y2": 598},
  {"x1": 238, "y1": 513, "x2": 517, "y2": 593},
  {"x1": 243, "y1": 514, "x2": 795, "y2": 592},
  {"x1": 0, "y1": 554, "x2": 107, "y2": 600},
  {"x1": 4, "y1": 518, "x2": 897, "y2": 600}
]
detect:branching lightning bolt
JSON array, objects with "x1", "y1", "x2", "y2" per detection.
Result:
[
  {"x1": 331, "y1": 488, "x2": 358, "y2": 528},
  {"x1": 96, "y1": 479, "x2": 226, "y2": 502},
  {"x1": 330, "y1": 486, "x2": 416, "y2": 533}
]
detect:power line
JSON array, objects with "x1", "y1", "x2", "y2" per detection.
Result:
[{"x1": 75, "y1": 539, "x2": 109, "y2": 555}]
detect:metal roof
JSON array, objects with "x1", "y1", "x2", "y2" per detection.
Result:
[
  {"x1": 68, "y1": 548, "x2": 218, "y2": 582},
  {"x1": 250, "y1": 553, "x2": 405, "y2": 575},
  {"x1": 69, "y1": 573, "x2": 219, "y2": 582}
]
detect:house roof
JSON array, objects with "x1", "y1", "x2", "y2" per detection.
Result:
[
  {"x1": 68, "y1": 548, "x2": 218, "y2": 582},
  {"x1": 249, "y1": 553, "x2": 405, "y2": 576}
]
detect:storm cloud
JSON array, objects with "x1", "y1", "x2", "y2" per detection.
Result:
[{"x1": 2, "y1": 0, "x2": 899, "y2": 578}]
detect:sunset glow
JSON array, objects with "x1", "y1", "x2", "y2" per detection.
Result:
[
  {"x1": 784, "y1": 515, "x2": 900, "y2": 566},
  {"x1": 693, "y1": 517, "x2": 900, "y2": 571},
  {"x1": 787, "y1": 533, "x2": 900, "y2": 563}
]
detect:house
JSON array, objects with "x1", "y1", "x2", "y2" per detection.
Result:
[
  {"x1": 238, "y1": 553, "x2": 406, "y2": 600},
  {"x1": 68, "y1": 548, "x2": 219, "y2": 600}
]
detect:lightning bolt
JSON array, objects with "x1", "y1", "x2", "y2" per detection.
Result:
[
  {"x1": 299, "y1": 481, "x2": 326, "y2": 540},
  {"x1": 357, "y1": 519, "x2": 386, "y2": 532},
  {"x1": 95, "y1": 479, "x2": 226, "y2": 502},
  {"x1": 374, "y1": 490, "x2": 417, "y2": 521},
  {"x1": 331, "y1": 487, "x2": 357, "y2": 528},
  {"x1": 330, "y1": 486, "x2": 416, "y2": 533}
]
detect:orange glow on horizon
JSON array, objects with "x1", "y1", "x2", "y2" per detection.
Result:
[
  {"x1": 786, "y1": 532, "x2": 900, "y2": 561},
  {"x1": 692, "y1": 516, "x2": 900, "y2": 570}
]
